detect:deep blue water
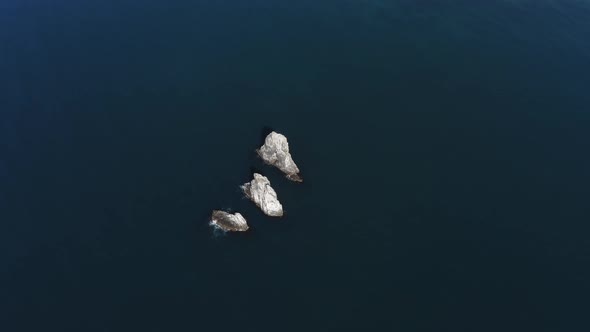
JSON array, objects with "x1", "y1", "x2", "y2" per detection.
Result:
[{"x1": 1, "y1": 1, "x2": 590, "y2": 331}]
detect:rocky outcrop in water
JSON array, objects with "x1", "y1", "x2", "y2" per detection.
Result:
[
  {"x1": 241, "y1": 173, "x2": 284, "y2": 217},
  {"x1": 210, "y1": 210, "x2": 249, "y2": 232},
  {"x1": 257, "y1": 131, "x2": 303, "y2": 182}
]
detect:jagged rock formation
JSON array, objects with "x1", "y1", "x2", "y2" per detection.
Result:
[
  {"x1": 210, "y1": 210, "x2": 249, "y2": 232},
  {"x1": 257, "y1": 131, "x2": 303, "y2": 182},
  {"x1": 241, "y1": 173, "x2": 283, "y2": 217}
]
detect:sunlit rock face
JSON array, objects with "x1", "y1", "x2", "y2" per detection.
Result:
[
  {"x1": 241, "y1": 173, "x2": 284, "y2": 217},
  {"x1": 257, "y1": 132, "x2": 303, "y2": 182},
  {"x1": 210, "y1": 210, "x2": 249, "y2": 232}
]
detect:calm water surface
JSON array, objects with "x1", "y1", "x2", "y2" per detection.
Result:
[{"x1": 1, "y1": 1, "x2": 589, "y2": 331}]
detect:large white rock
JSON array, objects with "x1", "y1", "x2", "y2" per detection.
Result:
[
  {"x1": 257, "y1": 131, "x2": 303, "y2": 182},
  {"x1": 210, "y1": 210, "x2": 249, "y2": 232},
  {"x1": 241, "y1": 173, "x2": 284, "y2": 217}
]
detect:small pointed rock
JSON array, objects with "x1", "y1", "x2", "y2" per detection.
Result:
[
  {"x1": 210, "y1": 210, "x2": 249, "y2": 232},
  {"x1": 241, "y1": 173, "x2": 283, "y2": 217},
  {"x1": 257, "y1": 131, "x2": 303, "y2": 182}
]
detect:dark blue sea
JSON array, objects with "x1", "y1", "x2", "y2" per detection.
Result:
[{"x1": 1, "y1": 1, "x2": 590, "y2": 331}]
